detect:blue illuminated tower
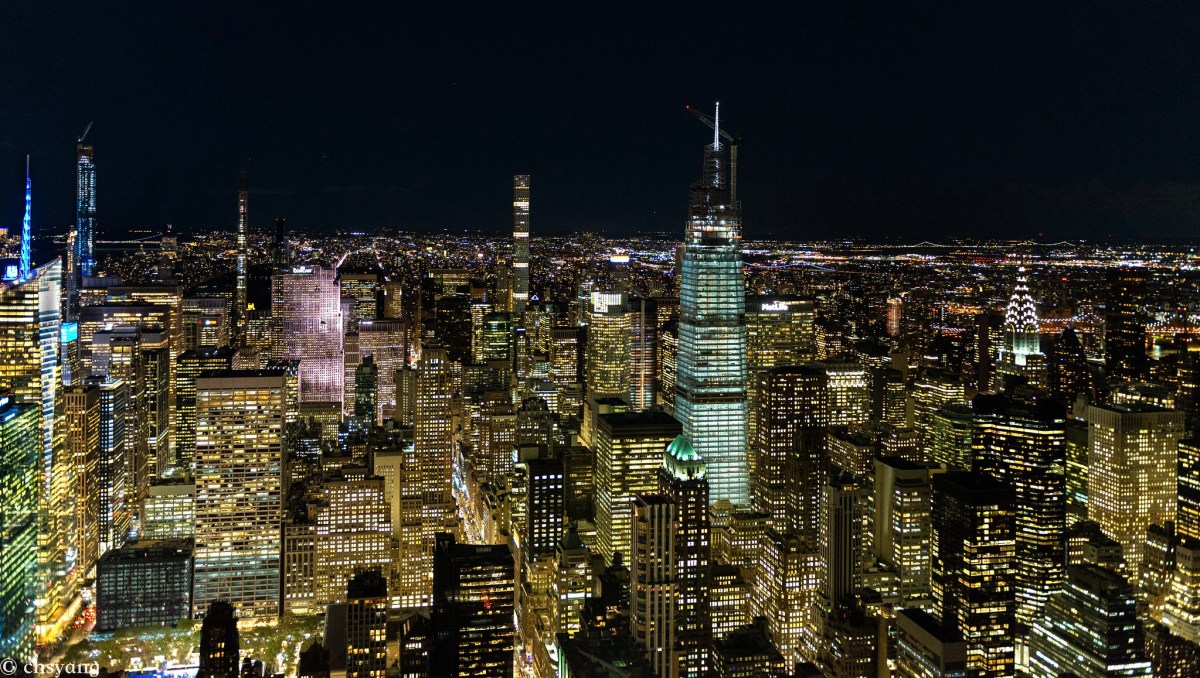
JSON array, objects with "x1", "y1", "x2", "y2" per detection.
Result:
[
  {"x1": 19, "y1": 156, "x2": 31, "y2": 280},
  {"x1": 76, "y1": 133, "x2": 96, "y2": 278},
  {"x1": 674, "y1": 102, "x2": 750, "y2": 506}
]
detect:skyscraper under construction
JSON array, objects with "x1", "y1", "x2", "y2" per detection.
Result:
[{"x1": 674, "y1": 102, "x2": 749, "y2": 506}]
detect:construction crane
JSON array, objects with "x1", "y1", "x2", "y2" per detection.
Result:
[
  {"x1": 78, "y1": 121, "x2": 93, "y2": 145},
  {"x1": 686, "y1": 104, "x2": 740, "y2": 203}
]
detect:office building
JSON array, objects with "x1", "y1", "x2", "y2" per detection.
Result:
[
  {"x1": 674, "y1": 103, "x2": 750, "y2": 506},
  {"x1": 271, "y1": 264, "x2": 344, "y2": 406},
  {"x1": 176, "y1": 346, "x2": 235, "y2": 467},
  {"x1": 1105, "y1": 268, "x2": 1150, "y2": 384},
  {"x1": 973, "y1": 394, "x2": 1067, "y2": 625},
  {"x1": 95, "y1": 539, "x2": 193, "y2": 632},
  {"x1": 875, "y1": 457, "x2": 935, "y2": 609},
  {"x1": 711, "y1": 620, "x2": 788, "y2": 678},
  {"x1": 526, "y1": 458, "x2": 566, "y2": 562},
  {"x1": 0, "y1": 395, "x2": 38, "y2": 660},
  {"x1": 754, "y1": 365, "x2": 826, "y2": 536},
  {"x1": 75, "y1": 139, "x2": 96, "y2": 280},
  {"x1": 143, "y1": 472, "x2": 195, "y2": 540},
  {"x1": 630, "y1": 494, "x2": 678, "y2": 678},
  {"x1": 931, "y1": 472, "x2": 1015, "y2": 677},
  {"x1": 64, "y1": 384, "x2": 101, "y2": 573},
  {"x1": 1087, "y1": 403, "x2": 1185, "y2": 574},
  {"x1": 994, "y1": 266, "x2": 1047, "y2": 391},
  {"x1": 97, "y1": 378, "x2": 129, "y2": 555},
  {"x1": 586, "y1": 290, "x2": 630, "y2": 398},
  {"x1": 345, "y1": 570, "x2": 389, "y2": 678},
  {"x1": 314, "y1": 474, "x2": 393, "y2": 607},
  {"x1": 894, "y1": 608, "x2": 968, "y2": 678},
  {"x1": 755, "y1": 530, "x2": 821, "y2": 666},
  {"x1": 660, "y1": 436, "x2": 712, "y2": 677},
  {"x1": 629, "y1": 296, "x2": 658, "y2": 411},
  {"x1": 0, "y1": 260, "x2": 70, "y2": 642},
  {"x1": 192, "y1": 372, "x2": 285, "y2": 618},
  {"x1": 1028, "y1": 565, "x2": 1152, "y2": 678},
  {"x1": 594, "y1": 411, "x2": 681, "y2": 566},
  {"x1": 431, "y1": 534, "x2": 515, "y2": 677}
]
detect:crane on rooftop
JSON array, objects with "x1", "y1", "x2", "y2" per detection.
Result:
[
  {"x1": 686, "y1": 104, "x2": 740, "y2": 203},
  {"x1": 78, "y1": 121, "x2": 94, "y2": 145}
]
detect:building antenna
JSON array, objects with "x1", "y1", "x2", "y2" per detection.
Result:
[
  {"x1": 713, "y1": 101, "x2": 721, "y2": 150},
  {"x1": 20, "y1": 155, "x2": 31, "y2": 279}
]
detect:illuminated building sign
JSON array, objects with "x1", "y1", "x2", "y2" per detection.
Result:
[
  {"x1": 61, "y1": 322, "x2": 79, "y2": 343},
  {"x1": 760, "y1": 300, "x2": 790, "y2": 312},
  {"x1": 2, "y1": 263, "x2": 17, "y2": 281}
]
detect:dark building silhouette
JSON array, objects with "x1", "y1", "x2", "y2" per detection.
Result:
[
  {"x1": 1104, "y1": 268, "x2": 1150, "y2": 386},
  {"x1": 197, "y1": 601, "x2": 240, "y2": 678},
  {"x1": 431, "y1": 533, "x2": 515, "y2": 677},
  {"x1": 297, "y1": 641, "x2": 331, "y2": 678},
  {"x1": 346, "y1": 570, "x2": 388, "y2": 678}
]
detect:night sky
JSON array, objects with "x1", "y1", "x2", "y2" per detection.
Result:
[{"x1": 2, "y1": 4, "x2": 1199, "y2": 242}]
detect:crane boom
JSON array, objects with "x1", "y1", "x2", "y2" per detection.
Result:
[
  {"x1": 78, "y1": 121, "x2": 94, "y2": 144},
  {"x1": 686, "y1": 105, "x2": 734, "y2": 142}
]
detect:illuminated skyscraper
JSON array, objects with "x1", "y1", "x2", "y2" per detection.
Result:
[
  {"x1": 595, "y1": 411, "x2": 681, "y2": 566},
  {"x1": 1087, "y1": 403, "x2": 1184, "y2": 575},
  {"x1": 973, "y1": 394, "x2": 1066, "y2": 626},
  {"x1": 231, "y1": 172, "x2": 248, "y2": 347},
  {"x1": 192, "y1": 371, "x2": 285, "y2": 618},
  {"x1": 0, "y1": 260, "x2": 70, "y2": 642},
  {"x1": 931, "y1": 471, "x2": 1015, "y2": 677},
  {"x1": 410, "y1": 346, "x2": 456, "y2": 605},
  {"x1": 0, "y1": 394, "x2": 38, "y2": 661},
  {"x1": 1029, "y1": 565, "x2": 1152, "y2": 678},
  {"x1": 511, "y1": 174, "x2": 530, "y2": 314},
  {"x1": 271, "y1": 264, "x2": 344, "y2": 407},
  {"x1": 76, "y1": 139, "x2": 96, "y2": 279},
  {"x1": 96, "y1": 378, "x2": 129, "y2": 555},
  {"x1": 629, "y1": 297, "x2": 658, "y2": 411},
  {"x1": 754, "y1": 365, "x2": 825, "y2": 535},
  {"x1": 754, "y1": 529, "x2": 821, "y2": 666},
  {"x1": 995, "y1": 266, "x2": 1047, "y2": 391},
  {"x1": 630, "y1": 494, "x2": 678, "y2": 678},
  {"x1": 586, "y1": 290, "x2": 630, "y2": 398},
  {"x1": 64, "y1": 384, "x2": 100, "y2": 572},
  {"x1": 746, "y1": 295, "x2": 816, "y2": 450},
  {"x1": 674, "y1": 102, "x2": 749, "y2": 506},
  {"x1": 874, "y1": 456, "x2": 934, "y2": 609},
  {"x1": 314, "y1": 473, "x2": 393, "y2": 607},
  {"x1": 660, "y1": 436, "x2": 712, "y2": 677}
]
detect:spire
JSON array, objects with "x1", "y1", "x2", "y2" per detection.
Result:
[
  {"x1": 712, "y1": 101, "x2": 721, "y2": 150},
  {"x1": 20, "y1": 155, "x2": 31, "y2": 280}
]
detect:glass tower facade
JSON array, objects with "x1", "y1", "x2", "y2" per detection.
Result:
[
  {"x1": 76, "y1": 144, "x2": 96, "y2": 278},
  {"x1": 675, "y1": 103, "x2": 749, "y2": 506}
]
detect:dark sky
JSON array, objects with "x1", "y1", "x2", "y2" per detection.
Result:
[{"x1": 2, "y1": 4, "x2": 1200, "y2": 242}]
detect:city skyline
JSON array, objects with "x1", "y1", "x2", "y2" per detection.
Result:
[{"x1": 3, "y1": 6, "x2": 1200, "y2": 678}]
